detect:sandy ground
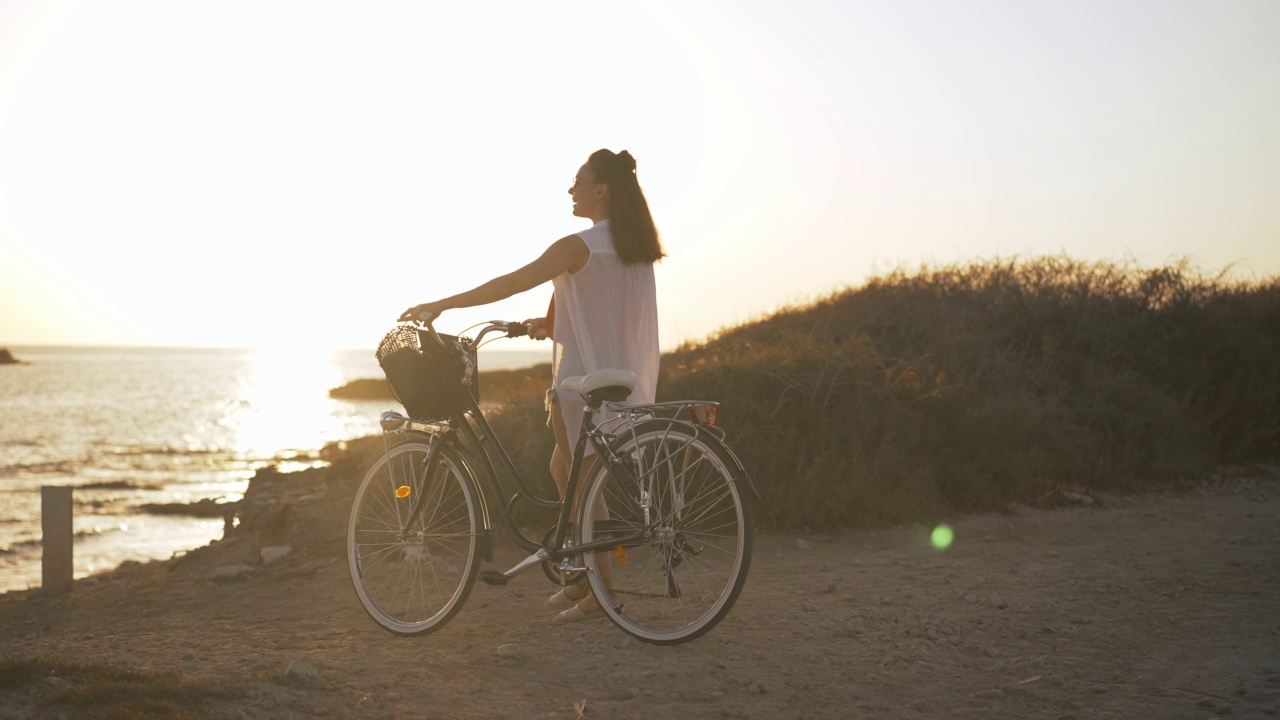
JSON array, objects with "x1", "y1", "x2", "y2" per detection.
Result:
[{"x1": 2, "y1": 471, "x2": 1278, "y2": 720}]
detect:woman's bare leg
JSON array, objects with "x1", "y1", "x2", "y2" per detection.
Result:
[{"x1": 550, "y1": 399, "x2": 611, "y2": 612}]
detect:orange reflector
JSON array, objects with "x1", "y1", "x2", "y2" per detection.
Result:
[
  {"x1": 395, "y1": 485, "x2": 411, "y2": 499},
  {"x1": 614, "y1": 546, "x2": 629, "y2": 565},
  {"x1": 692, "y1": 404, "x2": 717, "y2": 425}
]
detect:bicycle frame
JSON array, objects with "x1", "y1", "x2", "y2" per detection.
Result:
[{"x1": 387, "y1": 381, "x2": 650, "y2": 583}]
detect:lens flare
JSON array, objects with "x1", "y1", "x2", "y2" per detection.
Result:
[{"x1": 931, "y1": 524, "x2": 955, "y2": 550}]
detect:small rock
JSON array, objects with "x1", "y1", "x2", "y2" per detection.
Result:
[
  {"x1": 285, "y1": 660, "x2": 318, "y2": 681},
  {"x1": 800, "y1": 601, "x2": 819, "y2": 613},
  {"x1": 497, "y1": 643, "x2": 522, "y2": 659},
  {"x1": 1048, "y1": 674, "x2": 1065, "y2": 686},
  {"x1": 1242, "y1": 686, "x2": 1272, "y2": 702},
  {"x1": 795, "y1": 539, "x2": 812, "y2": 551},
  {"x1": 624, "y1": 687, "x2": 641, "y2": 699},
  {"x1": 1060, "y1": 491, "x2": 1095, "y2": 506},
  {"x1": 260, "y1": 546, "x2": 292, "y2": 565},
  {"x1": 45, "y1": 676, "x2": 64, "y2": 687},
  {"x1": 989, "y1": 593, "x2": 1008, "y2": 609},
  {"x1": 748, "y1": 680, "x2": 767, "y2": 695}
]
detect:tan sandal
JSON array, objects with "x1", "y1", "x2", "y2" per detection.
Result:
[
  {"x1": 550, "y1": 598, "x2": 606, "y2": 625},
  {"x1": 544, "y1": 582, "x2": 589, "y2": 611}
]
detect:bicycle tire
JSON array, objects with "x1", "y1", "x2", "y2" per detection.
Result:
[
  {"x1": 578, "y1": 421, "x2": 752, "y2": 644},
  {"x1": 347, "y1": 438, "x2": 482, "y2": 635}
]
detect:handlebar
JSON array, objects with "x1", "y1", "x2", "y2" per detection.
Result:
[{"x1": 409, "y1": 317, "x2": 532, "y2": 351}]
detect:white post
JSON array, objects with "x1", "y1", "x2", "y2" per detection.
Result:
[{"x1": 41, "y1": 486, "x2": 74, "y2": 592}]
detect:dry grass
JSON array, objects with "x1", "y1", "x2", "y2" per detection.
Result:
[
  {"x1": 0, "y1": 657, "x2": 245, "y2": 719},
  {"x1": 659, "y1": 256, "x2": 1280, "y2": 528}
]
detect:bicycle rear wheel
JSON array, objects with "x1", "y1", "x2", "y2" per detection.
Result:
[
  {"x1": 578, "y1": 422, "x2": 752, "y2": 644},
  {"x1": 347, "y1": 438, "x2": 482, "y2": 635}
]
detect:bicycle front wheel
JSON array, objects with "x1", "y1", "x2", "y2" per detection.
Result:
[
  {"x1": 579, "y1": 422, "x2": 752, "y2": 644},
  {"x1": 347, "y1": 438, "x2": 482, "y2": 635}
]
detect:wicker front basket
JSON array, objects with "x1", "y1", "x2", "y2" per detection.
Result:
[{"x1": 375, "y1": 326, "x2": 475, "y2": 421}]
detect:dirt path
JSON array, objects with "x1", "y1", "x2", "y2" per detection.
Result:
[{"x1": 2, "y1": 474, "x2": 1278, "y2": 720}]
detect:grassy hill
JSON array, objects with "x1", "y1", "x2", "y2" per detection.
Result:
[{"x1": 330, "y1": 256, "x2": 1280, "y2": 531}]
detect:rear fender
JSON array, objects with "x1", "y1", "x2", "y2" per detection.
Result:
[{"x1": 616, "y1": 419, "x2": 760, "y2": 501}]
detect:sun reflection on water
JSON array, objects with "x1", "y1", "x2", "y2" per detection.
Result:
[{"x1": 230, "y1": 347, "x2": 380, "y2": 460}]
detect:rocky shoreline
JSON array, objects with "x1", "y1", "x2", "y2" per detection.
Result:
[{"x1": 327, "y1": 378, "x2": 393, "y2": 400}]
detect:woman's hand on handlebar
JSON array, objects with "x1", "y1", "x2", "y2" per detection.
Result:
[
  {"x1": 525, "y1": 317, "x2": 551, "y2": 341},
  {"x1": 399, "y1": 302, "x2": 446, "y2": 323}
]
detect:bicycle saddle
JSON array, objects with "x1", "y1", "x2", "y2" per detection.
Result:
[{"x1": 561, "y1": 368, "x2": 637, "y2": 397}]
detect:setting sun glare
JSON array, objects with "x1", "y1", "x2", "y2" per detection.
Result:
[{"x1": 2, "y1": 1, "x2": 1278, "y2": 352}]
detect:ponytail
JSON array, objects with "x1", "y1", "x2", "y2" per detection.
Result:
[{"x1": 587, "y1": 149, "x2": 665, "y2": 265}]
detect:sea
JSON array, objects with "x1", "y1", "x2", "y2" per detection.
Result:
[{"x1": 0, "y1": 343, "x2": 549, "y2": 594}]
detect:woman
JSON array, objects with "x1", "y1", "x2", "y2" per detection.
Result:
[{"x1": 400, "y1": 149, "x2": 663, "y2": 622}]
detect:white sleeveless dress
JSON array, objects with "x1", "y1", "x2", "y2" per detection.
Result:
[{"x1": 550, "y1": 219, "x2": 659, "y2": 453}]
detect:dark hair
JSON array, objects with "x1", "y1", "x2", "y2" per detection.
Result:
[{"x1": 587, "y1": 149, "x2": 665, "y2": 265}]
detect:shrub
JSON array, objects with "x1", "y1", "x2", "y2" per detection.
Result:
[{"x1": 331, "y1": 256, "x2": 1280, "y2": 532}]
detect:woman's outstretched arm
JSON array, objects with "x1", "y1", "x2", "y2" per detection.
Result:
[{"x1": 400, "y1": 235, "x2": 587, "y2": 321}]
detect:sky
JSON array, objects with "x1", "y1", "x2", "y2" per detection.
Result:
[{"x1": 2, "y1": 0, "x2": 1278, "y2": 352}]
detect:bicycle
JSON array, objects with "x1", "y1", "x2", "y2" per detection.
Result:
[{"x1": 346, "y1": 318, "x2": 754, "y2": 644}]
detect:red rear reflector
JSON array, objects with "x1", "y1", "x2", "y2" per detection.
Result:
[{"x1": 692, "y1": 404, "x2": 717, "y2": 425}]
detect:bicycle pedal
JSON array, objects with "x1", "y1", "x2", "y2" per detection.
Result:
[{"x1": 479, "y1": 571, "x2": 511, "y2": 586}]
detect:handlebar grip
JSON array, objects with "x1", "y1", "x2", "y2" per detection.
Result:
[{"x1": 506, "y1": 322, "x2": 529, "y2": 338}]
